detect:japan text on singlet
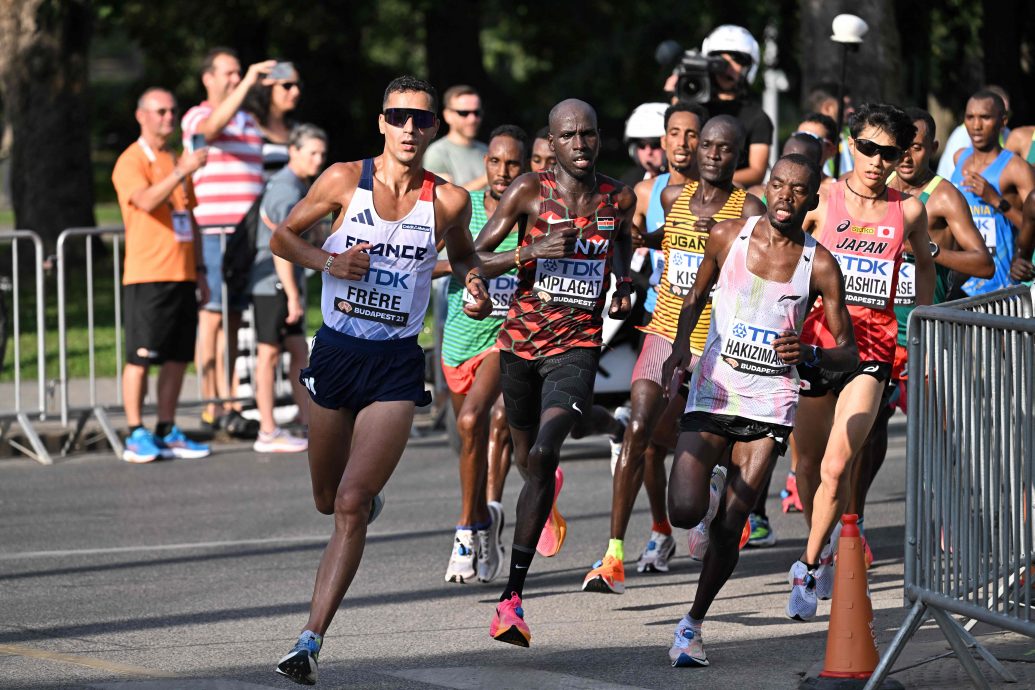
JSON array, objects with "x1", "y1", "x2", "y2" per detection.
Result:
[
  {"x1": 801, "y1": 181, "x2": 906, "y2": 363},
  {"x1": 641, "y1": 181, "x2": 747, "y2": 354},
  {"x1": 950, "y1": 148, "x2": 1016, "y2": 296},
  {"x1": 496, "y1": 171, "x2": 620, "y2": 360},
  {"x1": 320, "y1": 158, "x2": 438, "y2": 339},
  {"x1": 687, "y1": 216, "x2": 816, "y2": 427}
]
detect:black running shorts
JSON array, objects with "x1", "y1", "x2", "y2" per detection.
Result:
[
  {"x1": 797, "y1": 360, "x2": 891, "y2": 398},
  {"x1": 124, "y1": 281, "x2": 198, "y2": 365},
  {"x1": 500, "y1": 347, "x2": 599, "y2": 431},
  {"x1": 680, "y1": 411, "x2": 793, "y2": 455},
  {"x1": 252, "y1": 293, "x2": 305, "y2": 346},
  {"x1": 299, "y1": 325, "x2": 432, "y2": 412}
]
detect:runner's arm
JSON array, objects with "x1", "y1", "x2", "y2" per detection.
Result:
[
  {"x1": 1010, "y1": 190, "x2": 1035, "y2": 282},
  {"x1": 743, "y1": 193, "x2": 767, "y2": 218},
  {"x1": 631, "y1": 178, "x2": 652, "y2": 248},
  {"x1": 607, "y1": 186, "x2": 637, "y2": 318},
  {"x1": 935, "y1": 183, "x2": 994, "y2": 278},
  {"x1": 270, "y1": 163, "x2": 353, "y2": 271},
  {"x1": 473, "y1": 173, "x2": 541, "y2": 279},
  {"x1": 810, "y1": 247, "x2": 859, "y2": 372},
  {"x1": 732, "y1": 143, "x2": 769, "y2": 187},
  {"x1": 194, "y1": 60, "x2": 276, "y2": 142},
  {"x1": 441, "y1": 191, "x2": 491, "y2": 319},
  {"x1": 905, "y1": 199, "x2": 935, "y2": 306},
  {"x1": 642, "y1": 184, "x2": 682, "y2": 250}
]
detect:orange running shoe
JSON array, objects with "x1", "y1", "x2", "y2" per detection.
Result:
[
  {"x1": 739, "y1": 518, "x2": 750, "y2": 549},
  {"x1": 490, "y1": 592, "x2": 531, "y2": 647},
  {"x1": 780, "y1": 472, "x2": 803, "y2": 513},
  {"x1": 861, "y1": 532, "x2": 874, "y2": 568},
  {"x1": 536, "y1": 467, "x2": 567, "y2": 557},
  {"x1": 581, "y1": 554, "x2": 626, "y2": 594}
]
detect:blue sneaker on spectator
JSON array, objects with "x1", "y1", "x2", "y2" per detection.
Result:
[
  {"x1": 123, "y1": 427, "x2": 161, "y2": 464},
  {"x1": 158, "y1": 425, "x2": 211, "y2": 459}
]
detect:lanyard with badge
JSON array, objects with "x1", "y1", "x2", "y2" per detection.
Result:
[{"x1": 137, "y1": 138, "x2": 193, "y2": 243}]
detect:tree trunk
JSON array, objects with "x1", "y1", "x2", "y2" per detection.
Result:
[
  {"x1": 981, "y1": 0, "x2": 1032, "y2": 122},
  {"x1": 798, "y1": 0, "x2": 904, "y2": 107},
  {"x1": 0, "y1": 0, "x2": 95, "y2": 249}
]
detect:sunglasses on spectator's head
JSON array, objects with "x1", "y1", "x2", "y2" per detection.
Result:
[
  {"x1": 383, "y1": 108, "x2": 437, "y2": 129},
  {"x1": 793, "y1": 130, "x2": 832, "y2": 145},
  {"x1": 854, "y1": 138, "x2": 902, "y2": 162},
  {"x1": 635, "y1": 139, "x2": 662, "y2": 150},
  {"x1": 450, "y1": 108, "x2": 482, "y2": 118}
]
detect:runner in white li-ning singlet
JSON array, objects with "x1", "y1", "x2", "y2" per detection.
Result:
[
  {"x1": 267, "y1": 76, "x2": 491, "y2": 686},
  {"x1": 660, "y1": 155, "x2": 858, "y2": 669}
]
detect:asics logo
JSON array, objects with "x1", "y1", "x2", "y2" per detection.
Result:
[
  {"x1": 303, "y1": 376, "x2": 316, "y2": 395},
  {"x1": 863, "y1": 365, "x2": 879, "y2": 373},
  {"x1": 350, "y1": 208, "x2": 374, "y2": 226}
]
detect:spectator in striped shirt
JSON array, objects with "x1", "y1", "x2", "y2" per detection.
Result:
[{"x1": 182, "y1": 46, "x2": 273, "y2": 436}]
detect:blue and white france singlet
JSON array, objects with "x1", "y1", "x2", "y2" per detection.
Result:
[{"x1": 321, "y1": 158, "x2": 438, "y2": 339}]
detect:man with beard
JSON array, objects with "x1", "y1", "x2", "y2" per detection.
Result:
[
  {"x1": 472, "y1": 99, "x2": 635, "y2": 646},
  {"x1": 660, "y1": 154, "x2": 857, "y2": 667},
  {"x1": 440, "y1": 125, "x2": 530, "y2": 585}
]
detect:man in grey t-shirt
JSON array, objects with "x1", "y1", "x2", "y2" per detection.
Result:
[
  {"x1": 249, "y1": 123, "x2": 327, "y2": 453},
  {"x1": 424, "y1": 84, "x2": 488, "y2": 190}
]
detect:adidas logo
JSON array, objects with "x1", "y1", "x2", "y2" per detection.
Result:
[{"x1": 350, "y1": 209, "x2": 374, "y2": 226}]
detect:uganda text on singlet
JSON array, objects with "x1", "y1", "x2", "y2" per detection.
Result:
[
  {"x1": 496, "y1": 170, "x2": 620, "y2": 359},
  {"x1": 320, "y1": 158, "x2": 437, "y2": 339}
]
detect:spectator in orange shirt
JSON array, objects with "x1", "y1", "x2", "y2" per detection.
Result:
[{"x1": 112, "y1": 87, "x2": 210, "y2": 463}]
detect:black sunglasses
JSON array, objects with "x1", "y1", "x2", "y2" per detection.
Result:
[
  {"x1": 277, "y1": 82, "x2": 302, "y2": 91},
  {"x1": 720, "y1": 51, "x2": 752, "y2": 67},
  {"x1": 450, "y1": 108, "x2": 482, "y2": 118},
  {"x1": 854, "y1": 138, "x2": 902, "y2": 162},
  {"x1": 383, "y1": 108, "x2": 437, "y2": 129}
]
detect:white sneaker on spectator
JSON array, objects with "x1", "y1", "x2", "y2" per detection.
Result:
[{"x1": 253, "y1": 428, "x2": 308, "y2": 454}]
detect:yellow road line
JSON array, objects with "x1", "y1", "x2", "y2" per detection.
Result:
[{"x1": 0, "y1": 643, "x2": 177, "y2": 678}]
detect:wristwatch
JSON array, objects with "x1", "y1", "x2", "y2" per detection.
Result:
[
  {"x1": 997, "y1": 198, "x2": 1011, "y2": 213},
  {"x1": 928, "y1": 241, "x2": 940, "y2": 259},
  {"x1": 804, "y1": 344, "x2": 823, "y2": 368}
]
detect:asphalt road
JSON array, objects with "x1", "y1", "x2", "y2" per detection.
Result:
[{"x1": 0, "y1": 417, "x2": 1028, "y2": 690}]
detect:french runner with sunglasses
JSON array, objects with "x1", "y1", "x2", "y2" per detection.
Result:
[
  {"x1": 268, "y1": 76, "x2": 491, "y2": 685},
  {"x1": 471, "y1": 99, "x2": 635, "y2": 647},
  {"x1": 787, "y1": 104, "x2": 936, "y2": 621}
]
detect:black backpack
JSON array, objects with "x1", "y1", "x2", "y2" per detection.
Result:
[{"x1": 221, "y1": 194, "x2": 265, "y2": 295}]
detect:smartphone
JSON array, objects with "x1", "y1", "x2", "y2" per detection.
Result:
[
  {"x1": 269, "y1": 61, "x2": 296, "y2": 81},
  {"x1": 189, "y1": 133, "x2": 207, "y2": 153}
]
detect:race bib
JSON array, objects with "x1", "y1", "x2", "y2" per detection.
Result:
[
  {"x1": 172, "y1": 211, "x2": 193, "y2": 243},
  {"x1": 720, "y1": 319, "x2": 788, "y2": 376},
  {"x1": 464, "y1": 273, "x2": 517, "y2": 319},
  {"x1": 834, "y1": 252, "x2": 895, "y2": 308},
  {"x1": 974, "y1": 216, "x2": 997, "y2": 251},
  {"x1": 894, "y1": 261, "x2": 916, "y2": 307},
  {"x1": 666, "y1": 249, "x2": 704, "y2": 297},
  {"x1": 334, "y1": 265, "x2": 414, "y2": 326},
  {"x1": 533, "y1": 258, "x2": 604, "y2": 310}
]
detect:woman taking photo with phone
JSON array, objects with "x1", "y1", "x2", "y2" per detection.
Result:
[{"x1": 246, "y1": 61, "x2": 303, "y2": 177}]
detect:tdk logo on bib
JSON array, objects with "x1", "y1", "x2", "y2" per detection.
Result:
[
  {"x1": 533, "y1": 258, "x2": 604, "y2": 310},
  {"x1": 465, "y1": 273, "x2": 518, "y2": 319},
  {"x1": 721, "y1": 320, "x2": 786, "y2": 376},
  {"x1": 834, "y1": 252, "x2": 894, "y2": 308},
  {"x1": 895, "y1": 262, "x2": 916, "y2": 306},
  {"x1": 667, "y1": 249, "x2": 704, "y2": 297}
]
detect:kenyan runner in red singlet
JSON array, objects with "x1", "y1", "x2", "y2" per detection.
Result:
[
  {"x1": 473, "y1": 99, "x2": 636, "y2": 647},
  {"x1": 786, "y1": 103, "x2": 936, "y2": 622}
]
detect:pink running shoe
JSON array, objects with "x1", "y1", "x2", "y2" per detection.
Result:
[
  {"x1": 536, "y1": 467, "x2": 567, "y2": 557},
  {"x1": 490, "y1": 592, "x2": 531, "y2": 647},
  {"x1": 780, "y1": 472, "x2": 803, "y2": 513}
]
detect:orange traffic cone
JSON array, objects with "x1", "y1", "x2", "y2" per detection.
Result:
[{"x1": 819, "y1": 514, "x2": 878, "y2": 679}]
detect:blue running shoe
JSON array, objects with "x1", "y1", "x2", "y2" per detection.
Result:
[
  {"x1": 276, "y1": 630, "x2": 321, "y2": 685},
  {"x1": 669, "y1": 616, "x2": 708, "y2": 667},
  {"x1": 158, "y1": 425, "x2": 210, "y2": 460},
  {"x1": 123, "y1": 427, "x2": 161, "y2": 464}
]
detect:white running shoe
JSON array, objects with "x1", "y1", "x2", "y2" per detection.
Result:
[
  {"x1": 477, "y1": 502, "x2": 506, "y2": 583},
  {"x1": 637, "y1": 530, "x2": 676, "y2": 573},
  {"x1": 687, "y1": 466, "x2": 727, "y2": 561},
  {"x1": 816, "y1": 543, "x2": 835, "y2": 600},
  {"x1": 368, "y1": 491, "x2": 385, "y2": 524},
  {"x1": 669, "y1": 616, "x2": 708, "y2": 667},
  {"x1": 786, "y1": 560, "x2": 819, "y2": 621},
  {"x1": 609, "y1": 405, "x2": 631, "y2": 476},
  {"x1": 253, "y1": 427, "x2": 308, "y2": 454},
  {"x1": 445, "y1": 528, "x2": 477, "y2": 583}
]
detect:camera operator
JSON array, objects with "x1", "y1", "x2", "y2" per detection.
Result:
[{"x1": 664, "y1": 25, "x2": 772, "y2": 187}]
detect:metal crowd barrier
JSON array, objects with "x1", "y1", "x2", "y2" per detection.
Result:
[
  {"x1": 57, "y1": 226, "x2": 126, "y2": 457},
  {"x1": 0, "y1": 230, "x2": 50, "y2": 464},
  {"x1": 867, "y1": 284, "x2": 1034, "y2": 689}
]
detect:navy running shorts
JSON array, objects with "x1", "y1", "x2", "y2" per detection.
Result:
[
  {"x1": 299, "y1": 325, "x2": 432, "y2": 412},
  {"x1": 679, "y1": 411, "x2": 793, "y2": 455},
  {"x1": 499, "y1": 347, "x2": 599, "y2": 431}
]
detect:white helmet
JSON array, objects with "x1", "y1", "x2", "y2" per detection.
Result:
[
  {"x1": 624, "y1": 102, "x2": 668, "y2": 142},
  {"x1": 702, "y1": 24, "x2": 760, "y2": 84}
]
